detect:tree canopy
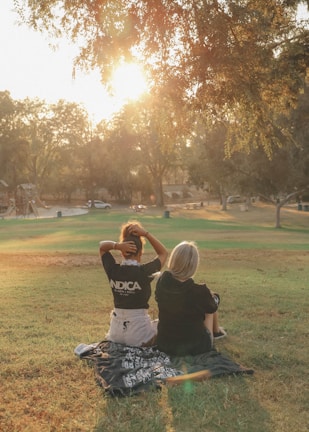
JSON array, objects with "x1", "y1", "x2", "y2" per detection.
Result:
[
  {"x1": 14, "y1": 0, "x2": 309, "y2": 155},
  {"x1": 4, "y1": 1, "x2": 309, "y2": 215}
]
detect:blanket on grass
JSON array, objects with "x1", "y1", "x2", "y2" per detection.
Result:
[{"x1": 75, "y1": 341, "x2": 254, "y2": 397}]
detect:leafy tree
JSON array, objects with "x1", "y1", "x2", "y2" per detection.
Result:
[
  {"x1": 131, "y1": 165, "x2": 154, "y2": 204},
  {"x1": 250, "y1": 84, "x2": 308, "y2": 228},
  {"x1": 129, "y1": 93, "x2": 189, "y2": 206},
  {"x1": 47, "y1": 142, "x2": 83, "y2": 203},
  {"x1": 97, "y1": 111, "x2": 142, "y2": 203},
  {"x1": 290, "y1": 84, "x2": 309, "y2": 188},
  {"x1": 0, "y1": 92, "x2": 29, "y2": 191},
  {"x1": 19, "y1": 99, "x2": 89, "y2": 196},
  {"x1": 0, "y1": 95, "x2": 91, "y2": 199},
  {"x1": 0, "y1": 91, "x2": 15, "y2": 120},
  {"x1": 188, "y1": 83, "x2": 309, "y2": 228},
  {"x1": 189, "y1": 1, "x2": 308, "y2": 154},
  {"x1": 187, "y1": 120, "x2": 244, "y2": 209},
  {"x1": 237, "y1": 85, "x2": 309, "y2": 227},
  {"x1": 77, "y1": 132, "x2": 107, "y2": 203},
  {"x1": 233, "y1": 145, "x2": 308, "y2": 228},
  {"x1": 14, "y1": 0, "x2": 309, "y2": 157}
]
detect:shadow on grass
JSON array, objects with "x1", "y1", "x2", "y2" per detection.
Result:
[{"x1": 94, "y1": 375, "x2": 270, "y2": 432}]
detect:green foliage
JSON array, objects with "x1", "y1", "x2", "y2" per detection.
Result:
[
  {"x1": 0, "y1": 94, "x2": 90, "y2": 196},
  {"x1": 3, "y1": 2, "x2": 309, "y2": 210},
  {"x1": 14, "y1": 1, "x2": 309, "y2": 156}
]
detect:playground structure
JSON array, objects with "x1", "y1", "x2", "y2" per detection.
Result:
[
  {"x1": 0, "y1": 179, "x2": 10, "y2": 217},
  {"x1": 0, "y1": 183, "x2": 46, "y2": 218},
  {"x1": 16, "y1": 184, "x2": 42, "y2": 217},
  {"x1": 0, "y1": 198, "x2": 16, "y2": 219}
]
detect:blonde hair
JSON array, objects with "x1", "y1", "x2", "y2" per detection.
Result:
[{"x1": 168, "y1": 241, "x2": 199, "y2": 281}]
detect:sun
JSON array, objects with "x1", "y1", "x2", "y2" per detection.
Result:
[
  {"x1": 110, "y1": 62, "x2": 148, "y2": 102},
  {"x1": 71, "y1": 62, "x2": 149, "y2": 123}
]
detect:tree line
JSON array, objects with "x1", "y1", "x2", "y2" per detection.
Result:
[
  {"x1": 1, "y1": 0, "x2": 308, "y2": 227},
  {"x1": 1, "y1": 84, "x2": 308, "y2": 217}
]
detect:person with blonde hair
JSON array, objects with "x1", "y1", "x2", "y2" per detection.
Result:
[
  {"x1": 155, "y1": 241, "x2": 226, "y2": 356},
  {"x1": 99, "y1": 221, "x2": 168, "y2": 347}
]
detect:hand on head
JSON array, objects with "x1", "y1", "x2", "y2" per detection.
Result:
[
  {"x1": 127, "y1": 223, "x2": 145, "y2": 237},
  {"x1": 120, "y1": 221, "x2": 145, "y2": 259},
  {"x1": 122, "y1": 241, "x2": 137, "y2": 255}
]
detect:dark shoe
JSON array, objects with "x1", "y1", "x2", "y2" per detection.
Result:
[{"x1": 213, "y1": 327, "x2": 227, "y2": 340}]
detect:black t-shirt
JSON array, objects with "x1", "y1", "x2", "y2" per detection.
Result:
[
  {"x1": 102, "y1": 252, "x2": 161, "y2": 309},
  {"x1": 155, "y1": 270, "x2": 220, "y2": 355}
]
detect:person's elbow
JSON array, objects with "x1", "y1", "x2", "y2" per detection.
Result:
[
  {"x1": 99, "y1": 244, "x2": 107, "y2": 256},
  {"x1": 159, "y1": 249, "x2": 168, "y2": 267}
]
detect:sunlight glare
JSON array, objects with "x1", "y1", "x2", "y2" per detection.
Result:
[{"x1": 111, "y1": 63, "x2": 148, "y2": 102}]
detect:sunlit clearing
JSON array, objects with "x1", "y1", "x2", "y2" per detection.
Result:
[{"x1": 111, "y1": 63, "x2": 148, "y2": 102}]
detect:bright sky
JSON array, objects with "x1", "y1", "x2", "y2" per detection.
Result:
[
  {"x1": 0, "y1": 1, "x2": 308, "y2": 124},
  {"x1": 0, "y1": 0, "x2": 121, "y2": 122}
]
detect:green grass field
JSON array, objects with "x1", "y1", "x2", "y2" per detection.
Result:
[{"x1": 0, "y1": 205, "x2": 308, "y2": 432}]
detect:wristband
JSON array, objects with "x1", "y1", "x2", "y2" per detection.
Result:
[{"x1": 113, "y1": 242, "x2": 117, "y2": 249}]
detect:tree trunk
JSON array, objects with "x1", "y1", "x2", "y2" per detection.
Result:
[
  {"x1": 275, "y1": 191, "x2": 305, "y2": 228},
  {"x1": 275, "y1": 202, "x2": 282, "y2": 228},
  {"x1": 220, "y1": 187, "x2": 227, "y2": 211},
  {"x1": 154, "y1": 177, "x2": 165, "y2": 207}
]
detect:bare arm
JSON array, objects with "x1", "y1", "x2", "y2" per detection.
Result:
[
  {"x1": 99, "y1": 240, "x2": 137, "y2": 257},
  {"x1": 127, "y1": 224, "x2": 168, "y2": 267}
]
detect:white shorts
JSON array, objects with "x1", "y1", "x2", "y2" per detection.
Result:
[{"x1": 106, "y1": 308, "x2": 158, "y2": 347}]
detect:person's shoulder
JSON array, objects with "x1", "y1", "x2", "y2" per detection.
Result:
[
  {"x1": 156, "y1": 269, "x2": 170, "y2": 277},
  {"x1": 141, "y1": 256, "x2": 161, "y2": 269},
  {"x1": 102, "y1": 250, "x2": 112, "y2": 259},
  {"x1": 146, "y1": 256, "x2": 161, "y2": 264},
  {"x1": 156, "y1": 269, "x2": 168, "y2": 279},
  {"x1": 102, "y1": 251, "x2": 116, "y2": 264},
  {"x1": 190, "y1": 280, "x2": 209, "y2": 291}
]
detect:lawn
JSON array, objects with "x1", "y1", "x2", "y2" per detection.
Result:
[{"x1": 0, "y1": 203, "x2": 308, "y2": 432}]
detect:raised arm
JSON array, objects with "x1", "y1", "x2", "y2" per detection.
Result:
[
  {"x1": 99, "y1": 240, "x2": 137, "y2": 257},
  {"x1": 127, "y1": 224, "x2": 168, "y2": 267}
]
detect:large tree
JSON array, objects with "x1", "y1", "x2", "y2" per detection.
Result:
[
  {"x1": 0, "y1": 92, "x2": 29, "y2": 191},
  {"x1": 131, "y1": 94, "x2": 189, "y2": 206},
  {"x1": 96, "y1": 113, "x2": 140, "y2": 203},
  {"x1": 187, "y1": 122, "x2": 230, "y2": 207},
  {"x1": 14, "y1": 0, "x2": 309, "y2": 155},
  {"x1": 238, "y1": 85, "x2": 309, "y2": 228},
  {"x1": 0, "y1": 96, "x2": 90, "y2": 198},
  {"x1": 187, "y1": 81, "x2": 309, "y2": 228},
  {"x1": 17, "y1": 99, "x2": 89, "y2": 196}
]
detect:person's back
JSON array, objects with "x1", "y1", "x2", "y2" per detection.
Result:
[
  {"x1": 100, "y1": 221, "x2": 168, "y2": 347},
  {"x1": 103, "y1": 251, "x2": 157, "y2": 310},
  {"x1": 156, "y1": 269, "x2": 218, "y2": 356},
  {"x1": 155, "y1": 241, "x2": 224, "y2": 356}
]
